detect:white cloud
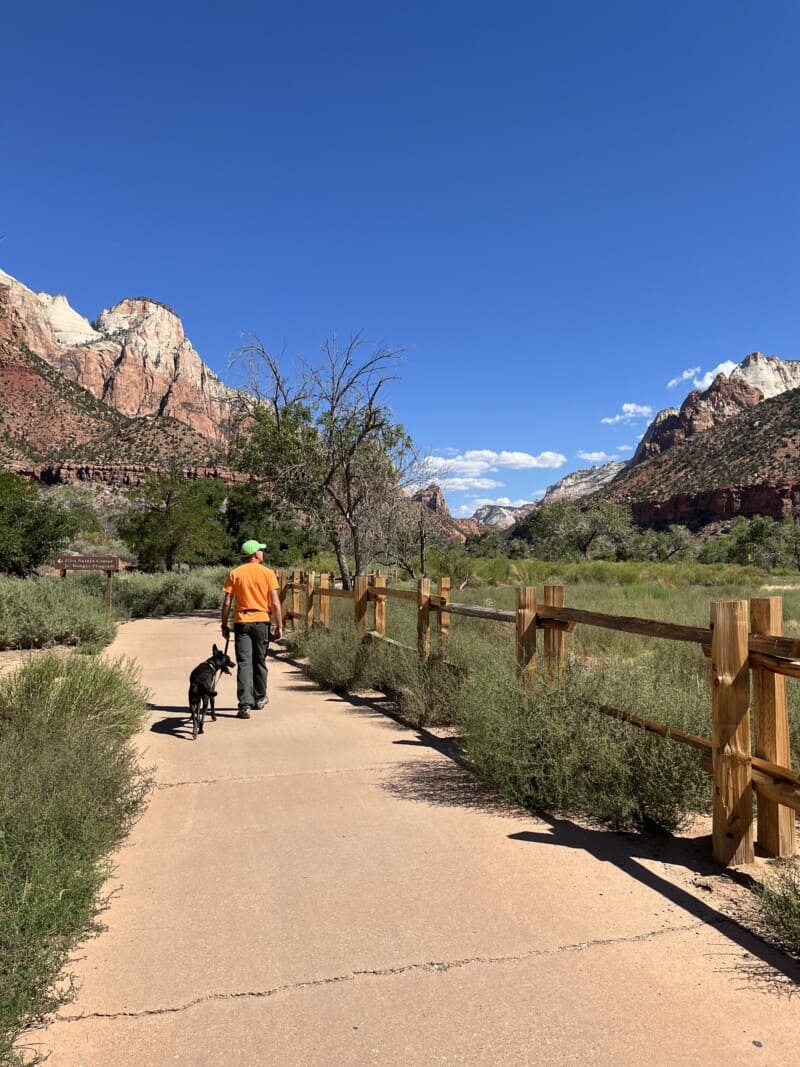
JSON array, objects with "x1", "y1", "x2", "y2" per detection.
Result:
[
  {"x1": 600, "y1": 403, "x2": 653, "y2": 425},
  {"x1": 667, "y1": 366, "x2": 700, "y2": 389},
  {"x1": 423, "y1": 448, "x2": 567, "y2": 479},
  {"x1": 471, "y1": 496, "x2": 529, "y2": 508},
  {"x1": 577, "y1": 450, "x2": 620, "y2": 463},
  {"x1": 692, "y1": 361, "x2": 738, "y2": 390},
  {"x1": 434, "y1": 476, "x2": 504, "y2": 492}
]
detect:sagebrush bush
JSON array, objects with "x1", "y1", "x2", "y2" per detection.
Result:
[
  {"x1": 455, "y1": 655, "x2": 708, "y2": 831},
  {"x1": 758, "y1": 860, "x2": 800, "y2": 958},
  {"x1": 0, "y1": 654, "x2": 151, "y2": 1065},
  {"x1": 0, "y1": 576, "x2": 116, "y2": 652},
  {"x1": 112, "y1": 568, "x2": 227, "y2": 619}
]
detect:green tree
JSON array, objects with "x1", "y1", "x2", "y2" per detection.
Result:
[
  {"x1": 0, "y1": 473, "x2": 78, "y2": 576},
  {"x1": 726, "y1": 516, "x2": 784, "y2": 569},
  {"x1": 519, "y1": 501, "x2": 633, "y2": 561},
  {"x1": 117, "y1": 474, "x2": 230, "y2": 571},
  {"x1": 624, "y1": 524, "x2": 696, "y2": 563},
  {"x1": 222, "y1": 482, "x2": 319, "y2": 566},
  {"x1": 464, "y1": 529, "x2": 507, "y2": 557},
  {"x1": 232, "y1": 333, "x2": 414, "y2": 588}
]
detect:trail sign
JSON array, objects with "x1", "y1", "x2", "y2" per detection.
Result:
[
  {"x1": 54, "y1": 555, "x2": 122, "y2": 572},
  {"x1": 54, "y1": 556, "x2": 122, "y2": 608}
]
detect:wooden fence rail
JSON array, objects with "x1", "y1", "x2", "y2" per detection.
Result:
[{"x1": 276, "y1": 570, "x2": 798, "y2": 867}]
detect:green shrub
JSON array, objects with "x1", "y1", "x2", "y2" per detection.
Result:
[
  {"x1": 758, "y1": 860, "x2": 800, "y2": 957},
  {"x1": 298, "y1": 620, "x2": 381, "y2": 693},
  {"x1": 455, "y1": 656, "x2": 708, "y2": 831},
  {"x1": 0, "y1": 576, "x2": 116, "y2": 652},
  {"x1": 0, "y1": 655, "x2": 151, "y2": 1065},
  {"x1": 112, "y1": 568, "x2": 227, "y2": 619}
]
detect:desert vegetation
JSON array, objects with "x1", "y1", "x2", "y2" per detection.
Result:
[
  {"x1": 284, "y1": 569, "x2": 800, "y2": 957},
  {"x1": 0, "y1": 655, "x2": 150, "y2": 1066}
]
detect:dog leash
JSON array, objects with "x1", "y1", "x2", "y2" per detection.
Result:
[{"x1": 213, "y1": 633, "x2": 232, "y2": 691}]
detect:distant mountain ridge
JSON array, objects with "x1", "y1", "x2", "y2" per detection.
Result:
[
  {"x1": 5, "y1": 262, "x2": 800, "y2": 529},
  {"x1": 0, "y1": 267, "x2": 241, "y2": 484},
  {"x1": 598, "y1": 380, "x2": 800, "y2": 526},
  {"x1": 0, "y1": 268, "x2": 242, "y2": 443}
]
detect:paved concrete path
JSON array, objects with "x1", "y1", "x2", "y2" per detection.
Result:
[{"x1": 32, "y1": 614, "x2": 800, "y2": 1065}]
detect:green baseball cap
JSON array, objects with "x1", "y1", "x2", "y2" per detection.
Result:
[{"x1": 241, "y1": 539, "x2": 267, "y2": 556}]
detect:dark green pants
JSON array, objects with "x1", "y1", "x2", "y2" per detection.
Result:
[{"x1": 233, "y1": 621, "x2": 270, "y2": 710}]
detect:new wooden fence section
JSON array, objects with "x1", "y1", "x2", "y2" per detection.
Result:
[{"x1": 277, "y1": 570, "x2": 798, "y2": 868}]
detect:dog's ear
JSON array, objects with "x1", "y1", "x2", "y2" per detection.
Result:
[{"x1": 213, "y1": 643, "x2": 219, "y2": 654}]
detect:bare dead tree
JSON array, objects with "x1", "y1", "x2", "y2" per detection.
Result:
[{"x1": 230, "y1": 332, "x2": 409, "y2": 588}]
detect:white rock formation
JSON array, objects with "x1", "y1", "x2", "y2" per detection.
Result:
[
  {"x1": 36, "y1": 291, "x2": 100, "y2": 346},
  {"x1": 730, "y1": 351, "x2": 800, "y2": 399},
  {"x1": 472, "y1": 503, "x2": 536, "y2": 529},
  {"x1": 1, "y1": 268, "x2": 241, "y2": 443},
  {"x1": 540, "y1": 461, "x2": 627, "y2": 505}
]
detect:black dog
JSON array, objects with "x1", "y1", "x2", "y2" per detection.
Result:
[{"x1": 188, "y1": 644, "x2": 235, "y2": 739}]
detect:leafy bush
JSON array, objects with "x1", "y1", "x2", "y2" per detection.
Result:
[
  {"x1": 0, "y1": 576, "x2": 116, "y2": 652},
  {"x1": 758, "y1": 860, "x2": 800, "y2": 957},
  {"x1": 0, "y1": 474, "x2": 78, "y2": 577},
  {"x1": 0, "y1": 655, "x2": 151, "y2": 1065},
  {"x1": 112, "y1": 568, "x2": 227, "y2": 619},
  {"x1": 453, "y1": 650, "x2": 708, "y2": 831}
]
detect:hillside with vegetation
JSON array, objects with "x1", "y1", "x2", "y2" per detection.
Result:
[{"x1": 598, "y1": 386, "x2": 800, "y2": 526}]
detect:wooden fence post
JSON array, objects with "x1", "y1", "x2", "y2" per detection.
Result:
[
  {"x1": 516, "y1": 586, "x2": 537, "y2": 681},
  {"x1": 278, "y1": 569, "x2": 288, "y2": 629},
  {"x1": 354, "y1": 575, "x2": 369, "y2": 637},
  {"x1": 437, "y1": 576, "x2": 451, "y2": 655},
  {"x1": 417, "y1": 578, "x2": 431, "y2": 660},
  {"x1": 318, "y1": 571, "x2": 330, "y2": 629},
  {"x1": 373, "y1": 574, "x2": 387, "y2": 636},
  {"x1": 710, "y1": 599, "x2": 753, "y2": 866},
  {"x1": 750, "y1": 596, "x2": 796, "y2": 858},
  {"x1": 543, "y1": 583, "x2": 565, "y2": 676},
  {"x1": 305, "y1": 571, "x2": 315, "y2": 630},
  {"x1": 290, "y1": 570, "x2": 301, "y2": 631}
]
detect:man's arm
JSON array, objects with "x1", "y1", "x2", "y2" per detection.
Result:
[
  {"x1": 269, "y1": 588, "x2": 283, "y2": 639},
  {"x1": 221, "y1": 592, "x2": 233, "y2": 638}
]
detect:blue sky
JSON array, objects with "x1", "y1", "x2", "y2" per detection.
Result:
[{"x1": 3, "y1": 1, "x2": 800, "y2": 517}]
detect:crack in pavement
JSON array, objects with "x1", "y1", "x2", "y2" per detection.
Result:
[
  {"x1": 57, "y1": 920, "x2": 705, "y2": 1024},
  {"x1": 156, "y1": 764, "x2": 403, "y2": 790}
]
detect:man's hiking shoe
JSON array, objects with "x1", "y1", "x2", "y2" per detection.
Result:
[
  {"x1": 237, "y1": 707, "x2": 251, "y2": 719},
  {"x1": 254, "y1": 696, "x2": 269, "y2": 710}
]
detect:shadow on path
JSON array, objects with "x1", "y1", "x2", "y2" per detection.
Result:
[
  {"x1": 147, "y1": 702, "x2": 240, "y2": 741},
  {"x1": 510, "y1": 816, "x2": 800, "y2": 990},
  {"x1": 245, "y1": 645, "x2": 800, "y2": 988}
]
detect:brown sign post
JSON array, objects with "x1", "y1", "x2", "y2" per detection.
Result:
[{"x1": 54, "y1": 555, "x2": 122, "y2": 609}]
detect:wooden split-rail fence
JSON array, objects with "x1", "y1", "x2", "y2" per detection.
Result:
[{"x1": 276, "y1": 569, "x2": 799, "y2": 869}]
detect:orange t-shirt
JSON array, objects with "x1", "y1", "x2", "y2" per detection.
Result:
[{"x1": 223, "y1": 561, "x2": 279, "y2": 624}]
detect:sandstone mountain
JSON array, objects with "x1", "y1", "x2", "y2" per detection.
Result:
[
  {"x1": 0, "y1": 268, "x2": 238, "y2": 484},
  {"x1": 0, "y1": 268, "x2": 242, "y2": 444},
  {"x1": 630, "y1": 371, "x2": 764, "y2": 465},
  {"x1": 412, "y1": 483, "x2": 482, "y2": 539},
  {"x1": 472, "y1": 502, "x2": 539, "y2": 529},
  {"x1": 731, "y1": 350, "x2": 800, "y2": 398},
  {"x1": 469, "y1": 463, "x2": 625, "y2": 529},
  {"x1": 598, "y1": 385, "x2": 800, "y2": 526},
  {"x1": 540, "y1": 461, "x2": 627, "y2": 505},
  {"x1": 529, "y1": 351, "x2": 800, "y2": 527}
]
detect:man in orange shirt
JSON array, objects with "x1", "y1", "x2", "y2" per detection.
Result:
[{"x1": 221, "y1": 540, "x2": 283, "y2": 719}]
